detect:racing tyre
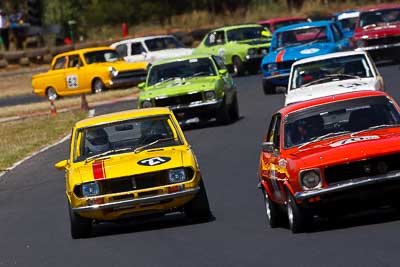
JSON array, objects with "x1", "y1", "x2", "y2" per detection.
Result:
[
  {"x1": 92, "y1": 78, "x2": 105, "y2": 94},
  {"x1": 69, "y1": 204, "x2": 92, "y2": 239},
  {"x1": 229, "y1": 94, "x2": 240, "y2": 121},
  {"x1": 286, "y1": 192, "x2": 310, "y2": 233},
  {"x1": 216, "y1": 101, "x2": 232, "y2": 125},
  {"x1": 392, "y1": 199, "x2": 400, "y2": 212},
  {"x1": 248, "y1": 65, "x2": 259, "y2": 75},
  {"x1": 263, "y1": 80, "x2": 276, "y2": 95},
  {"x1": 184, "y1": 179, "x2": 212, "y2": 222},
  {"x1": 263, "y1": 190, "x2": 284, "y2": 228},
  {"x1": 47, "y1": 87, "x2": 58, "y2": 101},
  {"x1": 232, "y1": 56, "x2": 244, "y2": 76}
]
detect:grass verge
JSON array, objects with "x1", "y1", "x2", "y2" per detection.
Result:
[
  {"x1": 0, "y1": 73, "x2": 34, "y2": 98},
  {"x1": 0, "y1": 110, "x2": 87, "y2": 171},
  {"x1": 0, "y1": 87, "x2": 138, "y2": 118}
]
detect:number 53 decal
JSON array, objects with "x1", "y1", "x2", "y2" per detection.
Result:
[{"x1": 66, "y1": 75, "x2": 78, "y2": 89}]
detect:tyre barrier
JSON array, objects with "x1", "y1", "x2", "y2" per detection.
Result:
[
  {"x1": 0, "y1": 59, "x2": 8, "y2": 69},
  {"x1": 4, "y1": 51, "x2": 26, "y2": 64},
  {"x1": 19, "y1": 57, "x2": 30, "y2": 66}
]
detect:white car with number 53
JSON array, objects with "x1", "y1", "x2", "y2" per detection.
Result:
[{"x1": 285, "y1": 51, "x2": 384, "y2": 105}]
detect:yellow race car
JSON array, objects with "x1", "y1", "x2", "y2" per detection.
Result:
[
  {"x1": 55, "y1": 107, "x2": 211, "y2": 238},
  {"x1": 32, "y1": 47, "x2": 148, "y2": 100}
]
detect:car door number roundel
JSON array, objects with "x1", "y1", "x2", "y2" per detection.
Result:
[
  {"x1": 138, "y1": 157, "x2": 171, "y2": 166},
  {"x1": 66, "y1": 75, "x2": 78, "y2": 89}
]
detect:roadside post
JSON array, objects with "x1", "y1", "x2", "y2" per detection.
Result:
[
  {"x1": 80, "y1": 93, "x2": 90, "y2": 110},
  {"x1": 49, "y1": 99, "x2": 57, "y2": 115},
  {"x1": 68, "y1": 20, "x2": 76, "y2": 43},
  {"x1": 122, "y1": 22, "x2": 128, "y2": 37}
]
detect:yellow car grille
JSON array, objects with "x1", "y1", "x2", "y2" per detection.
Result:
[
  {"x1": 74, "y1": 168, "x2": 194, "y2": 197},
  {"x1": 118, "y1": 69, "x2": 147, "y2": 78}
]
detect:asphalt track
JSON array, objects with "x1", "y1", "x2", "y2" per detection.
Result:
[{"x1": 1, "y1": 63, "x2": 400, "y2": 267}]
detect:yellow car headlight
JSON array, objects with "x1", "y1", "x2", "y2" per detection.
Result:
[
  {"x1": 169, "y1": 168, "x2": 186, "y2": 184},
  {"x1": 81, "y1": 182, "x2": 100, "y2": 197},
  {"x1": 108, "y1": 66, "x2": 119, "y2": 78}
]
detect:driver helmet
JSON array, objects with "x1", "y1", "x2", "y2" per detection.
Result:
[{"x1": 85, "y1": 128, "x2": 110, "y2": 154}]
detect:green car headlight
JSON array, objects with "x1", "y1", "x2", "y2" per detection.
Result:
[
  {"x1": 247, "y1": 48, "x2": 256, "y2": 55},
  {"x1": 141, "y1": 100, "x2": 153, "y2": 108},
  {"x1": 268, "y1": 63, "x2": 278, "y2": 72},
  {"x1": 169, "y1": 168, "x2": 187, "y2": 184},
  {"x1": 204, "y1": 90, "x2": 216, "y2": 100},
  {"x1": 81, "y1": 182, "x2": 100, "y2": 197},
  {"x1": 261, "y1": 48, "x2": 268, "y2": 55}
]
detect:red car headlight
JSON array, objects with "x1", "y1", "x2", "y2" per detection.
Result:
[{"x1": 299, "y1": 169, "x2": 322, "y2": 190}]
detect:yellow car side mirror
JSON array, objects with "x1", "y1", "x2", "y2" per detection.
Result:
[
  {"x1": 55, "y1": 159, "x2": 69, "y2": 170},
  {"x1": 138, "y1": 82, "x2": 146, "y2": 89}
]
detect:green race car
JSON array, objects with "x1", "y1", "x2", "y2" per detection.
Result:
[
  {"x1": 193, "y1": 24, "x2": 271, "y2": 76},
  {"x1": 137, "y1": 55, "x2": 239, "y2": 125}
]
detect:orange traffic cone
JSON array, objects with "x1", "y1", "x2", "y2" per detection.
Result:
[
  {"x1": 81, "y1": 94, "x2": 90, "y2": 110},
  {"x1": 50, "y1": 99, "x2": 57, "y2": 115}
]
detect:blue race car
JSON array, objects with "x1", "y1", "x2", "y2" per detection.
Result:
[
  {"x1": 332, "y1": 10, "x2": 360, "y2": 38},
  {"x1": 261, "y1": 20, "x2": 351, "y2": 94}
]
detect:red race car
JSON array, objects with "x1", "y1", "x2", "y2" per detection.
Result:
[
  {"x1": 353, "y1": 3, "x2": 400, "y2": 61},
  {"x1": 258, "y1": 90, "x2": 400, "y2": 233},
  {"x1": 257, "y1": 17, "x2": 310, "y2": 33}
]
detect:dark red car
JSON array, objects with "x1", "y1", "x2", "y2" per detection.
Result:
[
  {"x1": 257, "y1": 17, "x2": 310, "y2": 33},
  {"x1": 353, "y1": 4, "x2": 400, "y2": 61}
]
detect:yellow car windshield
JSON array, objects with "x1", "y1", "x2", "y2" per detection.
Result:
[{"x1": 73, "y1": 115, "x2": 182, "y2": 162}]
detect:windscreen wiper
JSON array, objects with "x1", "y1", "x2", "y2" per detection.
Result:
[
  {"x1": 134, "y1": 137, "x2": 174, "y2": 154},
  {"x1": 85, "y1": 147, "x2": 133, "y2": 163},
  {"x1": 188, "y1": 71, "x2": 211, "y2": 78},
  {"x1": 351, "y1": 124, "x2": 399, "y2": 137},
  {"x1": 154, "y1": 77, "x2": 181, "y2": 86},
  {"x1": 303, "y1": 77, "x2": 334, "y2": 87},
  {"x1": 298, "y1": 131, "x2": 351, "y2": 149},
  {"x1": 303, "y1": 74, "x2": 360, "y2": 87}
]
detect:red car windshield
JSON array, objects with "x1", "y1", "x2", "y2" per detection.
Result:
[
  {"x1": 359, "y1": 8, "x2": 400, "y2": 28},
  {"x1": 274, "y1": 19, "x2": 308, "y2": 30},
  {"x1": 284, "y1": 96, "x2": 400, "y2": 148}
]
